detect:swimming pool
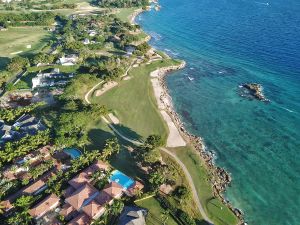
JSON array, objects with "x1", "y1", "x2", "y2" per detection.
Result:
[
  {"x1": 110, "y1": 170, "x2": 135, "y2": 190},
  {"x1": 63, "y1": 148, "x2": 82, "y2": 159}
]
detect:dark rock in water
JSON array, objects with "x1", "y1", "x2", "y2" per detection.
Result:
[{"x1": 238, "y1": 83, "x2": 269, "y2": 102}]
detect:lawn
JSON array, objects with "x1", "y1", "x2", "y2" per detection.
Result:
[
  {"x1": 90, "y1": 59, "x2": 181, "y2": 143},
  {"x1": 168, "y1": 146, "x2": 239, "y2": 225},
  {"x1": 0, "y1": 27, "x2": 52, "y2": 58},
  {"x1": 115, "y1": 7, "x2": 138, "y2": 22},
  {"x1": 136, "y1": 197, "x2": 178, "y2": 225}
]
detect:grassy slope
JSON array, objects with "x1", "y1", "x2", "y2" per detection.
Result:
[
  {"x1": 136, "y1": 197, "x2": 178, "y2": 225},
  {"x1": 115, "y1": 7, "x2": 138, "y2": 22},
  {"x1": 0, "y1": 27, "x2": 51, "y2": 57},
  {"x1": 169, "y1": 146, "x2": 239, "y2": 225},
  {"x1": 90, "y1": 59, "x2": 180, "y2": 142}
]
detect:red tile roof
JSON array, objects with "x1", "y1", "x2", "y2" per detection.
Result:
[
  {"x1": 60, "y1": 203, "x2": 78, "y2": 219},
  {"x1": 102, "y1": 181, "x2": 123, "y2": 198},
  {"x1": 68, "y1": 161, "x2": 109, "y2": 189},
  {"x1": 65, "y1": 183, "x2": 100, "y2": 211},
  {"x1": 29, "y1": 194, "x2": 60, "y2": 218},
  {"x1": 67, "y1": 213, "x2": 91, "y2": 225},
  {"x1": 82, "y1": 200, "x2": 104, "y2": 219}
]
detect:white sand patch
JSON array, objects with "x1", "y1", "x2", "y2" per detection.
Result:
[
  {"x1": 150, "y1": 70, "x2": 160, "y2": 78},
  {"x1": 108, "y1": 113, "x2": 120, "y2": 124},
  {"x1": 122, "y1": 76, "x2": 132, "y2": 81},
  {"x1": 150, "y1": 74, "x2": 186, "y2": 147},
  {"x1": 151, "y1": 78, "x2": 165, "y2": 109},
  {"x1": 10, "y1": 51, "x2": 23, "y2": 55},
  {"x1": 95, "y1": 81, "x2": 118, "y2": 96},
  {"x1": 160, "y1": 110, "x2": 186, "y2": 147}
]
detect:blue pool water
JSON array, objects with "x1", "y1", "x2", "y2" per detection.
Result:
[
  {"x1": 138, "y1": 0, "x2": 300, "y2": 224},
  {"x1": 110, "y1": 170, "x2": 135, "y2": 189},
  {"x1": 63, "y1": 148, "x2": 82, "y2": 159}
]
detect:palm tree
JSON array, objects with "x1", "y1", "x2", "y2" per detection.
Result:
[
  {"x1": 110, "y1": 199, "x2": 124, "y2": 216},
  {"x1": 161, "y1": 209, "x2": 170, "y2": 225},
  {"x1": 0, "y1": 202, "x2": 5, "y2": 214}
]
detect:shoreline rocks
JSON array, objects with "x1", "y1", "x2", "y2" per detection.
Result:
[{"x1": 153, "y1": 60, "x2": 245, "y2": 224}]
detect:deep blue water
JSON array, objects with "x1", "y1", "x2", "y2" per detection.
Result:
[{"x1": 138, "y1": 0, "x2": 300, "y2": 224}]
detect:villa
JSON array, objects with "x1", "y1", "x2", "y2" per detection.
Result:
[
  {"x1": 29, "y1": 194, "x2": 60, "y2": 219},
  {"x1": 3, "y1": 146, "x2": 53, "y2": 181},
  {"x1": 32, "y1": 68, "x2": 74, "y2": 89},
  {"x1": 125, "y1": 45, "x2": 136, "y2": 57},
  {"x1": 83, "y1": 38, "x2": 90, "y2": 45},
  {"x1": 58, "y1": 54, "x2": 78, "y2": 66},
  {"x1": 88, "y1": 30, "x2": 97, "y2": 37},
  {"x1": 2, "y1": 159, "x2": 144, "y2": 224},
  {"x1": 118, "y1": 206, "x2": 148, "y2": 225},
  {"x1": 1, "y1": 170, "x2": 56, "y2": 214},
  {"x1": 0, "y1": 114, "x2": 46, "y2": 145}
]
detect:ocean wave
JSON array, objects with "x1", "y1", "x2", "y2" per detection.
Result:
[
  {"x1": 164, "y1": 48, "x2": 180, "y2": 56},
  {"x1": 148, "y1": 31, "x2": 162, "y2": 41}
]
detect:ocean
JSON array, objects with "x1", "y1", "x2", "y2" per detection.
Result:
[{"x1": 137, "y1": 0, "x2": 300, "y2": 224}]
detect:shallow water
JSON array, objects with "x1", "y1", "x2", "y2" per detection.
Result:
[{"x1": 138, "y1": 0, "x2": 300, "y2": 224}]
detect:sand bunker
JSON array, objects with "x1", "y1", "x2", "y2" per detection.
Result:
[
  {"x1": 95, "y1": 81, "x2": 118, "y2": 96},
  {"x1": 108, "y1": 113, "x2": 120, "y2": 124},
  {"x1": 161, "y1": 111, "x2": 186, "y2": 147}
]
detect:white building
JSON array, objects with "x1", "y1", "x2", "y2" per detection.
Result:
[
  {"x1": 59, "y1": 54, "x2": 78, "y2": 66},
  {"x1": 83, "y1": 38, "x2": 90, "y2": 45},
  {"x1": 31, "y1": 68, "x2": 72, "y2": 89},
  {"x1": 88, "y1": 30, "x2": 97, "y2": 37}
]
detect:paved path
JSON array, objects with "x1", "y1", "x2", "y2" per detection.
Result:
[
  {"x1": 84, "y1": 64, "x2": 213, "y2": 225},
  {"x1": 84, "y1": 80, "x2": 104, "y2": 104},
  {"x1": 101, "y1": 115, "x2": 213, "y2": 224},
  {"x1": 85, "y1": 60, "x2": 135, "y2": 104}
]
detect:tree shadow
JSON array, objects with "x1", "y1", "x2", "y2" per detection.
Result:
[
  {"x1": 107, "y1": 50, "x2": 125, "y2": 56},
  {"x1": 110, "y1": 143, "x2": 146, "y2": 180},
  {"x1": 87, "y1": 128, "x2": 115, "y2": 150},
  {"x1": 112, "y1": 124, "x2": 143, "y2": 143},
  {"x1": 0, "y1": 56, "x2": 10, "y2": 68},
  {"x1": 195, "y1": 219, "x2": 212, "y2": 225}
]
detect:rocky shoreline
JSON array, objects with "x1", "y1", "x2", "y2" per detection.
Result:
[
  {"x1": 133, "y1": 4, "x2": 245, "y2": 224},
  {"x1": 153, "y1": 60, "x2": 245, "y2": 224}
]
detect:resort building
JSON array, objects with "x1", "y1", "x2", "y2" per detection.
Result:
[
  {"x1": 83, "y1": 38, "x2": 90, "y2": 45},
  {"x1": 118, "y1": 206, "x2": 148, "y2": 225},
  {"x1": 29, "y1": 194, "x2": 60, "y2": 220},
  {"x1": 0, "y1": 114, "x2": 46, "y2": 145},
  {"x1": 58, "y1": 54, "x2": 79, "y2": 66},
  {"x1": 32, "y1": 68, "x2": 74, "y2": 89},
  {"x1": 1, "y1": 170, "x2": 55, "y2": 213},
  {"x1": 2, "y1": 158, "x2": 143, "y2": 224}
]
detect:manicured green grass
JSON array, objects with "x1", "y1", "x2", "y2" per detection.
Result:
[
  {"x1": 136, "y1": 197, "x2": 178, "y2": 225},
  {"x1": 0, "y1": 27, "x2": 51, "y2": 57},
  {"x1": 115, "y1": 7, "x2": 138, "y2": 22},
  {"x1": 168, "y1": 146, "x2": 239, "y2": 225},
  {"x1": 90, "y1": 59, "x2": 180, "y2": 142}
]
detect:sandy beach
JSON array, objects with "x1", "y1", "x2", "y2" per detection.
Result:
[
  {"x1": 150, "y1": 62, "x2": 187, "y2": 148},
  {"x1": 148, "y1": 59, "x2": 244, "y2": 223}
]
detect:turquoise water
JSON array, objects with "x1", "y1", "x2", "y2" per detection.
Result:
[
  {"x1": 110, "y1": 170, "x2": 135, "y2": 189},
  {"x1": 138, "y1": 0, "x2": 300, "y2": 224},
  {"x1": 63, "y1": 148, "x2": 82, "y2": 159}
]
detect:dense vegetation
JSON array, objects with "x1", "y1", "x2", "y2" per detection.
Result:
[
  {"x1": 0, "y1": 12, "x2": 57, "y2": 27},
  {"x1": 95, "y1": 0, "x2": 149, "y2": 8}
]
